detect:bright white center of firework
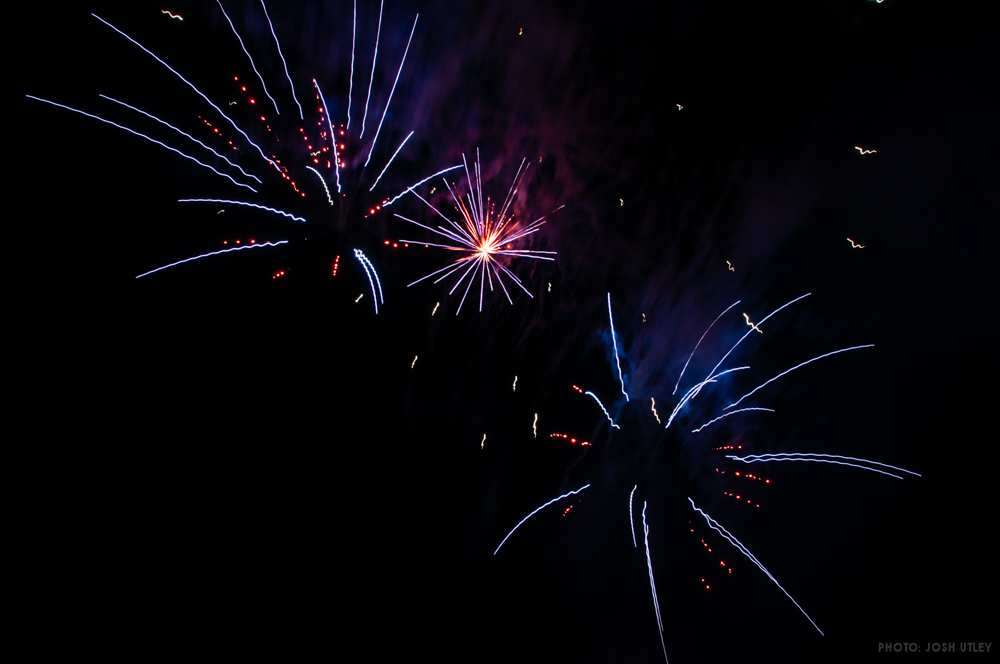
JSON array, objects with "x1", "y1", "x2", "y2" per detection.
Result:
[{"x1": 477, "y1": 238, "x2": 498, "y2": 257}]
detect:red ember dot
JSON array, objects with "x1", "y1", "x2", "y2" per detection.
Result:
[{"x1": 249, "y1": 98, "x2": 256, "y2": 105}]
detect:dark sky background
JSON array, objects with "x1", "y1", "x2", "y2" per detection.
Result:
[{"x1": 16, "y1": 0, "x2": 997, "y2": 661}]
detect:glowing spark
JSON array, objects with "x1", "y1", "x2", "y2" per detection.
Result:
[
  {"x1": 690, "y1": 407, "x2": 775, "y2": 433},
  {"x1": 725, "y1": 344, "x2": 875, "y2": 410},
  {"x1": 726, "y1": 453, "x2": 921, "y2": 480},
  {"x1": 359, "y1": 0, "x2": 383, "y2": 138},
  {"x1": 628, "y1": 485, "x2": 637, "y2": 548},
  {"x1": 260, "y1": 0, "x2": 304, "y2": 120},
  {"x1": 642, "y1": 502, "x2": 671, "y2": 663},
  {"x1": 584, "y1": 391, "x2": 621, "y2": 430},
  {"x1": 676, "y1": 104, "x2": 683, "y2": 110},
  {"x1": 517, "y1": 26, "x2": 524, "y2": 37},
  {"x1": 726, "y1": 259, "x2": 735, "y2": 272},
  {"x1": 176, "y1": 198, "x2": 305, "y2": 223},
  {"x1": 854, "y1": 146, "x2": 878, "y2": 155},
  {"x1": 382, "y1": 164, "x2": 463, "y2": 206},
  {"x1": 306, "y1": 166, "x2": 334, "y2": 205},
  {"x1": 347, "y1": 0, "x2": 356, "y2": 129},
  {"x1": 355, "y1": 293, "x2": 364, "y2": 303},
  {"x1": 512, "y1": 375, "x2": 518, "y2": 392},
  {"x1": 431, "y1": 302, "x2": 440, "y2": 316},
  {"x1": 135, "y1": 240, "x2": 287, "y2": 279},
  {"x1": 673, "y1": 299, "x2": 741, "y2": 395},
  {"x1": 312, "y1": 78, "x2": 341, "y2": 193},
  {"x1": 743, "y1": 312, "x2": 763, "y2": 334},
  {"x1": 92, "y1": 13, "x2": 275, "y2": 168},
  {"x1": 217, "y1": 210, "x2": 225, "y2": 214},
  {"x1": 481, "y1": 433, "x2": 486, "y2": 450},
  {"x1": 619, "y1": 197, "x2": 624, "y2": 207},
  {"x1": 547, "y1": 282, "x2": 551, "y2": 292},
  {"x1": 688, "y1": 497, "x2": 824, "y2": 636},
  {"x1": 847, "y1": 237, "x2": 865, "y2": 249},
  {"x1": 369, "y1": 130, "x2": 414, "y2": 191},
  {"x1": 493, "y1": 483, "x2": 591, "y2": 555},
  {"x1": 411, "y1": 354, "x2": 418, "y2": 369},
  {"x1": 650, "y1": 397, "x2": 661, "y2": 424},
  {"x1": 216, "y1": 1, "x2": 280, "y2": 115},
  {"x1": 608, "y1": 293, "x2": 630, "y2": 402},
  {"x1": 25, "y1": 95, "x2": 257, "y2": 192},
  {"x1": 642, "y1": 313, "x2": 647, "y2": 323},
  {"x1": 99, "y1": 94, "x2": 261, "y2": 184},
  {"x1": 364, "y1": 14, "x2": 419, "y2": 167},
  {"x1": 161, "y1": 10, "x2": 183, "y2": 21},
  {"x1": 532, "y1": 412, "x2": 538, "y2": 438}
]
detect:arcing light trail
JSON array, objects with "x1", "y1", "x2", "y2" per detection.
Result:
[
  {"x1": 176, "y1": 199, "x2": 306, "y2": 223},
  {"x1": 688, "y1": 498, "x2": 824, "y2": 636},
  {"x1": 259, "y1": 0, "x2": 303, "y2": 119},
  {"x1": 726, "y1": 453, "x2": 921, "y2": 480},
  {"x1": 584, "y1": 391, "x2": 621, "y2": 429},
  {"x1": 690, "y1": 407, "x2": 775, "y2": 433},
  {"x1": 382, "y1": 165, "x2": 464, "y2": 207},
  {"x1": 216, "y1": 0, "x2": 280, "y2": 115},
  {"x1": 370, "y1": 130, "x2": 415, "y2": 191},
  {"x1": 608, "y1": 293, "x2": 630, "y2": 402},
  {"x1": 724, "y1": 344, "x2": 875, "y2": 410},
  {"x1": 346, "y1": 0, "x2": 356, "y2": 129},
  {"x1": 364, "y1": 14, "x2": 419, "y2": 167},
  {"x1": 24, "y1": 95, "x2": 257, "y2": 192},
  {"x1": 493, "y1": 483, "x2": 591, "y2": 556},
  {"x1": 642, "y1": 502, "x2": 671, "y2": 663},
  {"x1": 673, "y1": 299, "x2": 741, "y2": 395},
  {"x1": 628, "y1": 485, "x2": 638, "y2": 548},
  {"x1": 306, "y1": 166, "x2": 334, "y2": 205},
  {"x1": 359, "y1": 0, "x2": 383, "y2": 138},
  {"x1": 312, "y1": 78, "x2": 342, "y2": 193},
  {"x1": 135, "y1": 240, "x2": 287, "y2": 279}
]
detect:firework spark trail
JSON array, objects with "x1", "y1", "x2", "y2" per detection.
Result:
[
  {"x1": 694, "y1": 293, "x2": 812, "y2": 395},
  {"x1": 382, "y1": 165, "x2": 463, "y2": 206},
  {"x1": 346, "y1": 0, "x2": 357, "y2": 129},
  {"x1": 665, "y1": 366, "x2": 750, "y2": 430},
  {"x1": 650, "y1": 397, "x2": 661, "y2": 424},
  {"x1": 135, "y1": 240, "x2": 287, "y2": 278},
  {"x1": 584, "y1": 390, "x2": 621, "y2": 430},
  {"x1": 176, "y1": 198, "x2": 305, "y2": 222},
  {"x1": 688, "y1": 498, "x2": 824, "y2": 636},
  {"x1": 847, "y1": 238, "x2": 865, "y2": 249},
  {"x1": 607, "y1": 293, "x2": 630, "y2": 402},
  {"x1": 411, "y1": 354, "x2": 418, "y2": 369},
  {"x1": 356, "y1": 249, "x2": 384, "y2": 305},
  {"x1": 260, "y1": 0, "x2": 303, "y2": 120},
  {"x1": 673, "y1": 299, "x2": 741, "y2": 395},
  {"x1": 743, "y1": 312, "x2": 764, "y2": 334},
  {"x1": 629, "y1": 485, "x2": 638, "y2": 548},
  {"x1": 364, "y1": 14, "x2": 418, "y2": 168},
  {"x1": 359, "y1": 0, "x2": 383, "y2": 138},
  {"x1": 431, "y1": 301, "x2": 440, "y2": 316},
  {"x1": 216, "y1": 0, "x2": 280, "y2": 115},
  {"x1": 854, "y1": 146, "x2": 878, "y2": 155},
  {"x1": 690, "y1": 407, "x2": 775, "y2": 433},
  {"x1": 161, "y1": 10, "x2": 183, "y2": 21},
  {"x1": 369, "y1": 130, "x2": 414, "y2": 191},
  {"x1": 493, "y1": 483, "x2": 591, "y2": 556},
  {"x1": 726, "y1": 453, "x2": 921, "y2": 480},
  {"x1": 98, "y1": 94, "x2": 262, "y2": 184},
  {"x1": 532, "y1": 412, "x2": 538, "y2": 438},
  {"x1": 724, "y1": 344, "x2": 875, "y2": 410},
  {"x1": 312, "y1": 79, "x2": 342, "y2": 193},
  {"x1": 642, "y1": 502, "x2": 671, "y2": 663},
  {"x1": 25, "y1": 95, "x2": 257, "y2": 192},
  {"x1": 353, "y1": 249, "x2": 380, "y2": 314},
  {"x1": 306, "y1": 166, "x2": 334, "y2": 205},
  {"x1": 91, "y1": 13, "x2": 275, "y2": 168}
]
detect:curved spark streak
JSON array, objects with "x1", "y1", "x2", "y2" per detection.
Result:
[
  {"x1": 260, "y1": 0, "x2": 303, "y2": 120},
  {"x1": 359, "y1": 0, "x2": 383, "y2": 138},
  {"x1": 306, "y1": 166, "x2": 333, "y2": 205},
  {"x1": 312, "y1": 79, "x2": 342, "y2": 193},
  {"x1": 353, "y1": 249, "x2": 379, "y2": 314},
  {"x1": 688, "y1": 498, "x2": 824, "y2": 636},
  {"x1": 91, "y1": 13, "x2": 274, "y2": 167},
  {"x1": 726, "y1": 453, "x2": 921, "y2": 479},
  {"x1": 176, "y1": 198, "x2": 305, "y2": 223},
  {"x1": 25, "y1": 95, "x2": 257, "y2": 192},
  {"x1": 98, "y1": 94, "x2": 261, "y2": 183},
  {"x1": 725, "y1": 344, "x2": 875, "y2": 410},
  {"x1": 216, "y1": 1, "x2": 280, "y2": 115},
  {"x1": 161, "y1": 10, "x2": 183, "y2": 21},
  {"x1": 673, "y1": 299, "x2": 741, "y2": 395},
  {"x1": 628, "y1": 485, "x2": 638, "y2": 548},
  {"x1": 665, "y1": 366, "x2": 750, "y2": 430},
  {"x1": 383, "y1": 165, "x2": 463, "y2": 206},
  {"x1": 642, "y1": 502, "x2": 671, "y2": 663},
  {"x1": 650, "y1": 397, "x2": 661, "y2": 424},
  {"x1": 532, "y1": 412, "x2": 538, "y2": 438},
  {"x1": 493, "y1": 483, "x2": 591, "y2": 555},
  {"x1": 699, "y1": 293, "x2": 812, "y2": 390},
  {"x1": 608, "y1": 293, "x2": 630, "y2": 402},
  {"x1": 584, "y1": 391, "x2": 621, "y2": 429},
  {"x1": 691, "y1": 407, "x2": 775, "y2": 433},
  {"x1": 364, "y1": 14, "x2": 419, "y2": 167},
  {"x1": 369, "y1": 130, "x2": 414, "y2": 191},
  {"x1": 346, "y1": 0, "x2": 356, "y2": 129},
  {"x1": 356, "y1": 251, "x2": 384, "y2": 304},
  {"x1": 135, "y1": 240, "x2": 287, "y2": 278}
]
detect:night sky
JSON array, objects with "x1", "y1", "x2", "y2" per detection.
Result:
[{"x1": 17, "y1": 1, "x2": 997, "y2": 661}]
